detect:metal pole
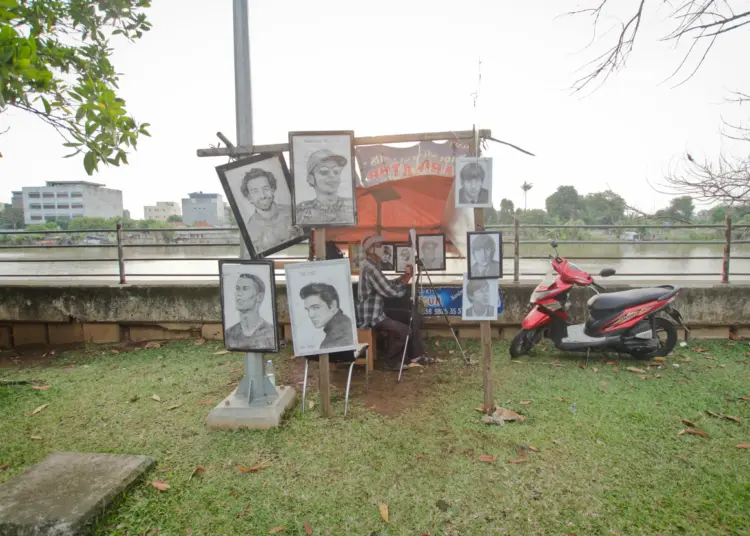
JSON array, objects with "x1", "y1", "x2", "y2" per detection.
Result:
[
  {"x1": 116, "y1": 222, "x2": 126, "y2": 285},
  {"x1": 513, "y1": 217, "x2": 520, "y2": 283},
  {"x1": 232, "y1": 0, "x2": 275, "y2": 404}
]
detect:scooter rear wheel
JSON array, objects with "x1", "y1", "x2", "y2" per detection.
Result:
[
  {"x1": 630, "y1": 316, "x2": 677, "y2": 359},
  {"x1": 509, "y1": 329, "x2": 540, "y2": 358}
]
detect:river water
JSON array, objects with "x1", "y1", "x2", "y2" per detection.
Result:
[{"x1": 0, "y1": 242, "x2": 748, "y2": 283}]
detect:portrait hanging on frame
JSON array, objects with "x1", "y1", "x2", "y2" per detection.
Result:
[
  {"x1": 461, "y1": 275, "x2": 499, "y2": 321},
  {"x1": 289, "y1": 131, "x2": 358, "y2": 228},
  {"x1": 417, "y1": 233, "x2": 446, "y2": 271},
  {"x1": 216, "y1": 153, "x2": 307, "y2": 258},
  {"x1": 219, "y1": 260, "x2": 279, "y2": 353},
  {"x1": 285, "y1": 259, "x2": 359, "y2": 357},
  {"x1": 455, "y1": 157, "x2": 493, "y2": 209},
  {"x1": 467, "y1": 231, "x2": 503, "y2": 279},
  {"x1": 374, "y1": 242, "x2": 396, "y2": 271},
  {"x1": 394, "y1": 244, "x2": 415, "y2": 273}
]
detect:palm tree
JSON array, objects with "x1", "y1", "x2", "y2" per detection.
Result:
[{"x1": 521, "y1": 181, "x2": 533, "y2": 211}]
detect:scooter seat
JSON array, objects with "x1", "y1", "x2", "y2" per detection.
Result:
[{"x1": 588, "y1": 287, "x2": 673, "y2": 311}]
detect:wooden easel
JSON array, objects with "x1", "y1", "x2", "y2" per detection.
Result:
[{"x1": 313, "y1": 228, "x2": 332, "y2": 418}]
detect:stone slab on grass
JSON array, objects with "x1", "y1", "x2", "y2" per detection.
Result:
[{"x1": 0, "y1": 451, "x2": 154, "y2": 536}]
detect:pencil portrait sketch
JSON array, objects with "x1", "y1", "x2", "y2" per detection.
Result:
[
  {"x1": 455, "y1": 157, "x2": 493, "y2": 209},
  {"x1": 417, "y1": 233, "x2": 446, "y2": 271},
  {"x1": 467, "y1": 231, "x2": 503, "y2": 279},
  {"x1": 461, "y1": 275, "x2": 499, "y2": 321}
]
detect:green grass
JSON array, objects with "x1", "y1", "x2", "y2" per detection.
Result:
[{"x1": 1, "y1": 339, "x2": 749, "y2": 535}]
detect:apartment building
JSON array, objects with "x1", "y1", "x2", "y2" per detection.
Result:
[
  {"x1": 181, "y1": 192, "x2": 224, "y2": 226},
  {"x1": 22, "y1": 181, "x2": 123, "y2": 224},
  {"x1": 144, "y1": 201, "x2": 181, "y2": 222}
]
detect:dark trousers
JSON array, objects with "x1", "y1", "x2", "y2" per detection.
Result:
[{"x1": 374, "y1": 311, "x2": 425, "y2": 362}]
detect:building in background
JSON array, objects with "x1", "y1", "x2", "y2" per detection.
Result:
[
  {"x1": 11, "y1": 191, "x2": 23, "y2": 210},
  {"x1": 123, "y1": 209, "x2": 131, "y2": 220},
  {"x1": 181, "y1": 192, "x2": 224, "y2": 226},
  {"x1": 21, "y1": 181, "x2": 123, "y2": 225},
  {"x1": 144, "y1": 201, "x2": 181, "y2": 222}
]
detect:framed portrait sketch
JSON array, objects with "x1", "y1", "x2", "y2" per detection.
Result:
[
  {"x1": 417, "y1": 233, "x2": 446, "y2": 271},
  {"x1": 348, "y1": 243, "x2": 363, "y2": 274},
  {"x1": 289, "y1": 131, "x2": 358, "y2": 228},
  {"x1": 219, "y1": 260, "x2": 279, "y2": 353},
  {"x1": 394, "y1": 244, "x2": 415, "y2": 273},
  {"x1": 285, "y1": 259, "x2": 359, "y2": 357},
  {"x1": 216, "y1": 153, "x2": 307, "y2": 258},
  {"x1": 461, "y1": 275, "x2": 499, "y2": 321},
  {"x1": 374, "y1": 242, "x2": 396, "y2": 271},
  {"x1": 467, "y1": 231, "x2": 503, "y2": 279},
  {"x1": 455, "y1": 157, "x2": 493, "y2": 208}
]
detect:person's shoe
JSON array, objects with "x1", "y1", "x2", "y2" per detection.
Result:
[
  {"x1": 410, "y1": 355, "x2": 438, "y2": 365},
  {"x1": 383, "y1": 360, "x2": 408, "y2": 372}
]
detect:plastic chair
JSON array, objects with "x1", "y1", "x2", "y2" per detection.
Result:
[{"x1": 301, "y1": 343, "x2": 369, "y2": 417}]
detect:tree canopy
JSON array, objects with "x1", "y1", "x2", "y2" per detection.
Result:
[{"x1": 1, "y1": 0, "x2": 152, "y2": 174}]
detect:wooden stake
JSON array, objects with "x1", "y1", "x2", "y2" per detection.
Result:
[
  {"x1": 314, "y1": 228, "x2": 332, "y2": 418},
  {"x1": 474, "y1": 206, "x2": 494, "y2": 414}
]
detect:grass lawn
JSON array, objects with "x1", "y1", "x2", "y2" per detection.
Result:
[{"x1": 1, "y1": 338, "x2": 749, "y2": 535}]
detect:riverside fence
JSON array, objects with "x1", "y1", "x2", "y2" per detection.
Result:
[{"x1": 0, "y1": 218, "x2": 748, "y2": 284}]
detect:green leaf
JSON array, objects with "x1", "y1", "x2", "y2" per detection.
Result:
[
  {"x1": 83, "y1": 151, "x2": 96, "y2": 175},
  {"x1": 85, "y1": 121, "x2": 97, "y2": 137},
  {"x1": 41, "y1": 96, "x2": 51, "y2": 115}
]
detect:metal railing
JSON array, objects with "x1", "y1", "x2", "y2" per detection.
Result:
[{"x1": 0, "y1": 218, "x2": 748, "y2": 283}]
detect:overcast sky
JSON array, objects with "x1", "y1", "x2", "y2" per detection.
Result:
[{"x1": 2, "y1": 0, "x2": 749, "y2": 218}]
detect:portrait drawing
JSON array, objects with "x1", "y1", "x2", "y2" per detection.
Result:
[
  {"x1": 216, "y1": 153, "x2": 306, "y2": 258},
  {"x1": 461, "y1": 275, "x2": 499, "y2": 321},
  {"x1": 394, "y1": 244, "x2": 415, "y2": 273},
  {"x1": 417, "y1": 233, "x2": 446, "y2": 271},
  {"x1": 455, "y1": 157, "x2": 493, "y2": 208},
  {"x1": 289, "y1": 131, "x2": 358, "y2": 227},
  {"x1": 219, "y1": 260, "x2": 279, "y2": 353},
  {"x1": 467, "y1": 231, "x2": 503, "y2": 279},
  {"x1": 285, "y1": 259, "x2": 359, "y2": 357}
]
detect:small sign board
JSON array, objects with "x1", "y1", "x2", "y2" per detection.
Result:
[{"x1": 418, "y1": 287, "x2": 504, "y2": 317}]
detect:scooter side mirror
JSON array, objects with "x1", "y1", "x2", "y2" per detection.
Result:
[
  {"x1": 549, "y1": 239, "x2": 558, "y2": 249},
  {"x1": 599, "y1": 268, "x2": 616, "y2": 277}
]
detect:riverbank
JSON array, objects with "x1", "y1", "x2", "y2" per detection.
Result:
[{"x1": 0, "y1": 280, "x2": 747, "y2": 349}]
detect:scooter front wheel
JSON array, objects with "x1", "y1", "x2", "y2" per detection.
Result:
[{"x1": 509, "y1": 328, "x2": 541, "y2": 358}]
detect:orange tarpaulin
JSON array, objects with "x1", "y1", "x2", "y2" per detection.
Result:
[{"x1": 321, "y1": 174, "x2": 474, "y2": 254}]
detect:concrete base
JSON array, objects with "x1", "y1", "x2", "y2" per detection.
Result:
[
  {"x1": 205, "y1": 386, "x2": 296, "y2": 430},
  {"x1": 0, "y1": 451, "x2": 154, "y2": 536}
]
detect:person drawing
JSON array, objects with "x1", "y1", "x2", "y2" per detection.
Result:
[
  {"x1": 470, "y1": 234, "x2": 501, "y2": 278},
  {"x1": 458, "y1": 162, "x2": 489, "y2": 205},
  {"x1": 296, "y1": 149, "x2": 354, "y2": 225},
  {"x1": 240, "y1": 167, "x2": 302, "y2": 253},
  {"x1": 299, "y1": 282, "x2": 354, "y2": 350},
  {"x1": 464, "y1": 279, "x2": 494, "y2": 318},
  {"x1": 419, "y1": 238, "x2": 443, "y2": 270},
  {"x1": 224, "y1": 273, "x2": 276, "y2": 350},
  {"x1": 380, "y1": 245, "x2": 394, "y2": 270}
]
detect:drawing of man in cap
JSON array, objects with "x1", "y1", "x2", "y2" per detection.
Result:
[
  {"x1": 458, "y1": 161, "x2": 490, "y2": 205},
  {"x1": 296, "y1": 149, "x2": 355, "y2": 225}
]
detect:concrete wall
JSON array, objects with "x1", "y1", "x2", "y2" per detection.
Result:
[{"x1": 0, "y1": 282, "x2": 747, "y2": 348}]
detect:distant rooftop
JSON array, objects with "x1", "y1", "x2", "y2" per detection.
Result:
[
  {"x1": 45, "y1": 181, "x2": 105, "y2": 187},
  {"x1": 187, "y1": 192, "x2": 220, "y2": 199}
]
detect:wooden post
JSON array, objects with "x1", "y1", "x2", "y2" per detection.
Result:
[
  {"x1": 116, "y1": 222, "x2": 126, "y2": 285},
  {"x1": 722, "y1": 216, "x2": 732, "y2": 284},
  {"x1": 314, "y1": 229, "x2": 332, "y2": 418},
  {"x1": 474, "y1": 207, "x2": 494, "y2": 414}
]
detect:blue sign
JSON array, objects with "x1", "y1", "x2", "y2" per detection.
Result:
[{"x1": 418, "y1": 287, "x2": 504, "y2": 317}]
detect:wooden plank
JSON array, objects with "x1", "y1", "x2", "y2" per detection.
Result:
[
  {"x1": 196, "y1": 129, "x2": 492, "y2": 158},
  {"x1": 474, "y1": 205, "x2": 494, "y2": 414},
  {"x1": 314, "y1": 229, "x2": 332, "y2": 418}
]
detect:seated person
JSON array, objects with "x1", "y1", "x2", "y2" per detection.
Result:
[{"x1": 355, "y1": 235, "x2": 434, "y2": 370}]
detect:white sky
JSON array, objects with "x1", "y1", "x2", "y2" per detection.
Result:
[{"x1": 1, "y1": 0, "x2": 749, "y2": 218}]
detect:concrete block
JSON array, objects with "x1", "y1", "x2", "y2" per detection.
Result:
[
  {"x1": 82, "y1": 323, "x2": 121, "y2": 344},
  {"x1": 206, "y1": 386, "x2": 296, "y2": 430},
  {"x1": 499, "y1": 326, "x2": 522, "y2": 340},
  {"x1": 732, "y1": 327, "x2": 750, "y2": 339},
  {"x1": 688, "y1": 327, "x2": 729, "y2": 340},
  {"x1": 201, "y1": 323, "x2": 223, "y2": 341},
  {"x1": 48, "y1": 323, "x2": 84, "y2": 345},
  {"x1": 128, "y1": 326, "x2": 191, "y2": 343},
  {"x1": 12, "y1": 324, "x2": 47, "y2": 346},
  {"x1": 458, "y1": 327, "x2": 481, "y2": 339},
  {"x1": 0, "y1": 451, "x2": 154, "y2": 536},
  {"x1": 0, "y1": 326, "x2": 11, "y2": 349}
]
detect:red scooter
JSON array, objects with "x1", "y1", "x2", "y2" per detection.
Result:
[{"x1": 510, "y1": 241, "x2": 688, "y2": 359}]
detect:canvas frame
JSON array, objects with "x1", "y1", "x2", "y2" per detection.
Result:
[
  {"x1": 218, "y1": 259, "x2": 279, "y2": 353},
  {"x1": 417, "y1": 232, "x2": 447, "y2": 271},
  {"x1": 374, "y1": 242, "x2": 396, "y2": 272},
  {"x1": 461, "y1": 274, "x2": 499, "y2": 321},
  {"x1": 284, "y1": 258, "x2": 359, "y2": 357},
  {"x1": 467, "y1": 231, "x2": 503, "y2": 280},
  {"x1": 454, "y1": 156, "x2": 493, "y2": 209},
  {"x1": 394, "y1": 244, "x2": 414, "y2": 274},
  {"x1": 288, "y1": 130, "x2": 358, "y2": 228},
  {"x1": 216, "y1": 152, "x2": 309, "y2": 258},
  {"x1": 348, "y1": 243, "x2": 362, "y2": 274}
]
